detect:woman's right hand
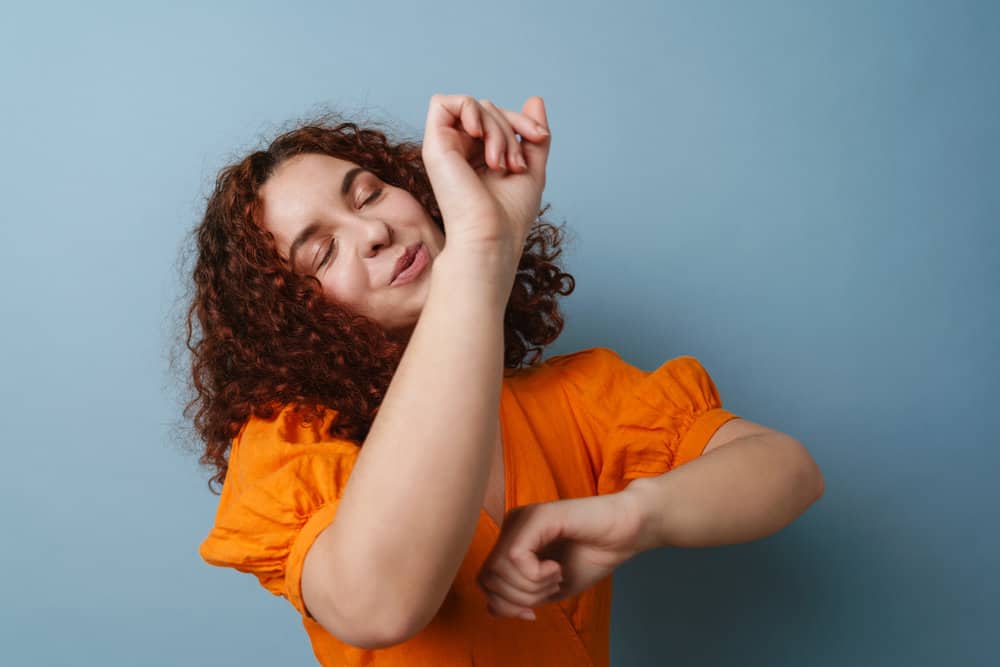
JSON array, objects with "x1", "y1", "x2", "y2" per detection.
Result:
[{"x1": 421, "y1": 94, "x2": 551, "y2": 268}]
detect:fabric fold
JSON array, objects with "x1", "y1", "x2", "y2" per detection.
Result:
[
  {"x1": 552, "y1": 347, "x2": 741, "y2": 495},
  {"x1": 199, "y1": 405, "x2": 359, "y2": 618}
]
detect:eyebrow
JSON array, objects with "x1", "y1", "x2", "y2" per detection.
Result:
[{"x1": 287, "y1": 166, "x2": 366, "y2": 270}]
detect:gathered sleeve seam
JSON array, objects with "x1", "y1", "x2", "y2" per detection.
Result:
[
  {"x1": 284, "y1": 500, "x2": 341, "y2": 620},
  {"x1": 624, "y1": 406, "x2": 742, "y2": 476}
]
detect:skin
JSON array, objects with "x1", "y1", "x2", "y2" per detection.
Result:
[
  {"x1": 258, "y1": 96, "x2": 541, "y2": 345},
  {"x1": 258, "y1": 153, "x2": 448, "y2": 341},
  {"x1": 256, "y1": 100, "x2": 823, "y2": 628},
  {"x1": 267, "y1": 98, "x2": 562, "y2": 632}
]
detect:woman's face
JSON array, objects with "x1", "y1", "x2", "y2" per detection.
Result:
[{"x1": 259, "y1": 153, "x2": 446, "y2": 338}]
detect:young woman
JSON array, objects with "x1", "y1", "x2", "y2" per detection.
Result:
[{"x1": 190, "y1": 94, "x2": 823, "y2": 666}]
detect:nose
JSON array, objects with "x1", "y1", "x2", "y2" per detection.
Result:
[{"x1": 353, "y1": 217, "x2": 393, "y2": 258}]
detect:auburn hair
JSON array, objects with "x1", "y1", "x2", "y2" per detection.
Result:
[{"x1": 184, "y1": 113, "x2": 575, "y2": 494}]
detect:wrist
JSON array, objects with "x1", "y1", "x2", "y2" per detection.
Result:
[
  {"x1": 619, "y1": 476, "x2": 669, "y2": 553},
  {"x1": 437, "y1": 240, "x2": 517, "y2": 274},
  {"x1": 432, "y1": 246, "x2": 517, "y2": 306}
]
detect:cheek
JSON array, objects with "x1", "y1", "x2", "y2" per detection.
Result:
[
  {"x1": 402, "y1": 199, "x2": 435, "y2": 228},
  {"x1": 320, "y1": 267, "x2": 368, "y2": 308}
]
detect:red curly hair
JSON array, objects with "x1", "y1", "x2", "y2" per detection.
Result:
[{"x1": 185, "y1": 113, "x2": 576, "y2": 494}]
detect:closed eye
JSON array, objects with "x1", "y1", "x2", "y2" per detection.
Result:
[
  {"x1": 359, "y1": 187, "x2": 383, "y2": 208},
  {"x1": 316, "y1": 237, "x2": 335, "y2": 270},
  {"x1": 316, "y1": 187, "x2": 383, "y2": 270}
]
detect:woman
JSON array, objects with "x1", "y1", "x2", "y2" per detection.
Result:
[{"x1": 190, "y1": 94, "x2": 823, "y2": 666}]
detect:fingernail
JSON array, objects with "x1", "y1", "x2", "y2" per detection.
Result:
[
  {"x1": 498, "y1": 154, "x2": 506, "y2": 169},
  {"x1": 519, "y1": 610, "x2": 536, "y2": 621},
  {"x1": 535, "y1": 124, "x2": 549, "y2": 136},
  {"x1": 516, "y1": 154, "x2": 527, "y2": 168}
]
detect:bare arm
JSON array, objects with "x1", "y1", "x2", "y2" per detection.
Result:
[
  {"x1": 301, "y1": 95, "x2": 551, "y2": 648},
  {"x1": 622, "y1": 432, "x2": 824, "y2": 551}
]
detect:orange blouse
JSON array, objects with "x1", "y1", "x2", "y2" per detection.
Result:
[{"x1": 199, "y1": 347, "x2": 741, "y2": 666}]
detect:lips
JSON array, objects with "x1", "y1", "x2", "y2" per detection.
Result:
[{"x1": 391, "y1": 243, "x2": 422, "y2": 284}]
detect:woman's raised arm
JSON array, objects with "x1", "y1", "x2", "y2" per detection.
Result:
[{"x1": 300, "y1": 94, "x2": 551, "y2": 648}]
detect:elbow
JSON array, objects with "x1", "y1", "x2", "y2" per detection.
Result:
[
  {"x1": 302, "y1": 529, "x2": 428, "y2": 648},
  {"x1": 309, "y1": 592, "x2": 416, "y2": 650},
  {"x1": 315, "y1": 571, "x2": 445, "y2": 649},
  {"x1": 362, "y1": 608, "x2": 429, "y2": 650},
  {"x1": 793, "y1": 439, "x2": 824, "y2": 501},
  {"x1": 346, "y1": 620, "x2": 413, "y2": 651}
]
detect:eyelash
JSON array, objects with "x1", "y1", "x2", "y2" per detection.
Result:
[{"x1": 316, "y1": 187, "x2": 383, "y2": 269}]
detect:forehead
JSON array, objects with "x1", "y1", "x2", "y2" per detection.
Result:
[{"x1": 259, "y1": 153, "x2": 358, "y2": 244}]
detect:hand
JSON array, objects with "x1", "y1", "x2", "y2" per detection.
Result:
[
  {"x1": 420, "y1": 94, "x2": 551, "y2": 264},
  {"x1": 475, "y1": 491, "x2": 645, "y2": 620}
]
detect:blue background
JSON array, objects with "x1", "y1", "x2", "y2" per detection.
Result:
[{"x1": 1, "y1": 1, "x2": 996, "y2": 665}]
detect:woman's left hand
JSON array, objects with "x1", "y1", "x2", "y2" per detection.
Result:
[{"x1": 476, "y1": 490, "x2": 646, "y2": 619}]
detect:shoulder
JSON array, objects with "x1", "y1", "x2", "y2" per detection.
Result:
[
  {"x1": 497, "y1": 348, "x2": 646, "y2": 424},
  {"x1": 539, "y1": 346, "x2": 642, "y2": 392},
  {"x1": 511, "y1": 346, "x2": 626, "y2": 382},
  {"x1": 499, "y1": 347, "x2": 624, "y2": 395},
  {"x1": 512, "y1": 347, "x2": 726, "y2": 416},
  {"x1": 543, "y1": 346, "x2": 623, "y2": 368},
  {"x1": 228, "y1": 403, "x2": 360, "y2": 487}
]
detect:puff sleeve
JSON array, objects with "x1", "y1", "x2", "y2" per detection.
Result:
[
  {"x1": 198, "y1": 406, "x2": 360, "y2": 619},
  {"x1": 552, "y1": 347, "x2": 741, "y2": 496}
]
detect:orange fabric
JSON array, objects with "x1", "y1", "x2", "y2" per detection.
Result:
[{"x1": 199, "y1": 347, "x2": 741, "y2": 666}]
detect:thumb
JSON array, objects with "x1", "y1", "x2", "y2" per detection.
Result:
[
  {"x1": 520, "y1": 95, "x2": 548, "y2": 129},
  {"x1": 509, "y1": 504, "x2": 566, "y2": 580},
  {"x1": 519, "y1": 96, "x2": 550, "y2": 177}
]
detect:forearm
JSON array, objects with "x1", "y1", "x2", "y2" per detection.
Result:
[
  {"x1": 621, "y1": 434, "x2": 824, "y2": 552},
  {"x1": 328, "y1": 251, "x2": 512, "y2": 634}
]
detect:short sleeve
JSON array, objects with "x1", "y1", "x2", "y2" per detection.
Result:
[
  {"x1": 552, "y1": 347, "x2": 741, "y2": 495},
  {"x1": 198, "y1": 406, "x2": 359, "y2": 619}
]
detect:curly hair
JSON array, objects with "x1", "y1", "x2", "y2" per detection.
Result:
[{"x1": 185, "y1": 113, "x2": 576, "y2": 494}]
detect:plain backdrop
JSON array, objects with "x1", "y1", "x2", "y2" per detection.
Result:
[{"x1": 1, "y1": 1, "x2": 997, "y2": 665}]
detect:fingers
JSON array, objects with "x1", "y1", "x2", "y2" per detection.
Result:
[
  {"x1": 424, "y1": 93, "x2": 549, "y2": 166},
  {"x1": 481, "y1": 567, "x2": 563, "y2": 620},
  {"x1": 487, "y1": 594, "x2": 536, "y2": 620},
  {"x1": 496, "y1": 105, "x2": 550, "y2": 146},
  {"x1": 477, "y1": 551, "x2": 563, "y2": 620},
  {"x1": 476, "y1": 100, "x2": 512, "y2": 172},
  {"x1": 511, "y1": 549, "x2": 562, "y2": 584},
  {"x1": 457, "y1": 96, "x2": 485, "y2": 141},
  {"x1": 515, "y1": 96, "x2": 550, "y2": 182},
  {"x1": 422, "y1": 94, "x2": 489, "y2": 200},
  {"x1": 422, "y1": 93, "x2": 550, "y2": 208},
  {"x1": 520, "y1": 95, "x2": 548, "y2": 131},
  {"x1": 481, "y1": 572, "x2": 563, "y2": 620},
  {"x1": 477, "y1": 100, "x2": 524, "y2": 174},
  {"x1": 485, "y1": 583, "x2": 561, "y2": 620},
  {"x1": 481, "y1": 569, "x2": 562, "y2": 609},
  {"x1": 480, "y1": 99, "x2": 550, "y2": 175},
  {"x1": 482, "y1": 554, "x2": 561, "y2": 595}
]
